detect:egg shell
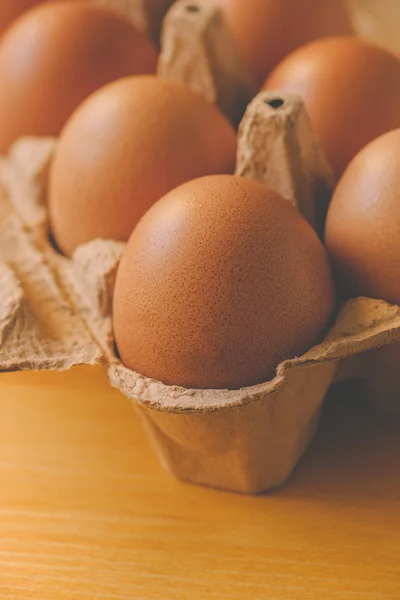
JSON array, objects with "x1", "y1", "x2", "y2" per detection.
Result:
[
  {"x1": 325, "y1": 128, "x2": 400, "y2": 304},
  {"x1": 214, "y1": 0, "x2": 353, "y2": 88},
  {"x1": 113, "y1": 174, "x2": 336, "y2": 390},
  {"x1": 264, "y1": 36, "x2": 400, "y2": 178},
  {"x1": 157, "y1": 0, "x2": 253, "y2": 126},
  {"x1": 0, "y1": 1, "x2": 158, "y2": 152},
  {"x1": 49, "y1": 75, "x2": 237, "y2": 256}
]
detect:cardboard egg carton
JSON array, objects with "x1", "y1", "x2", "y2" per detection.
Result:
[
  {"x1": 96, "y1": 0, "x2": 252, "y2": 123},
  {"x1": 1, "y1": 0, "x2": 400, "y2": 494}
]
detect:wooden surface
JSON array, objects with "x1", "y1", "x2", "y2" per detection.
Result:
[
  {"x1": 1, "y1": 7, "x2": 400, "y2": 598},
  {"x1": 0, "y1": 366, "x2": 399, "y2": 599}
]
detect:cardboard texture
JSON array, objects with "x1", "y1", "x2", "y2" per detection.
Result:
[
  {"x1": 236, "y1": 92, "x2": 334, "y2": 237},
  {"x1": 1, "y1": 0, "x2": 399, "y2": 494},
  {"x1": 158, "y1": 0, "x2": 252, "y2": 124}
]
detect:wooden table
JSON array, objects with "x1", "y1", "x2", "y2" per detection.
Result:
[
  {"x1": 1, "y1": 5, "x2": 400, "y2": 595},
  {"x1": 1, "y1": 367, "x2": 399, "y2": 599}
]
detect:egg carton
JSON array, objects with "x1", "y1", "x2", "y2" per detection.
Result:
[
  {"x1": 94, "y1": 0, "x2": 252, "y2": 124},
  {"x1": 1, "y1": 0, "x2": 400, "y2": 495}
]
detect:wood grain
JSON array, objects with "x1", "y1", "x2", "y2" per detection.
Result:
[
  {"x1": 1, "y1": 367, "x2": 399, "y2": 599},
  {"x1": 1, "y1": 4, "x2": 400, "y2": 598}
]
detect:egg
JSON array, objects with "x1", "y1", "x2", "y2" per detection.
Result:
[
  {"x1": 264, "y1": 36, "x2": 400, "y2": 178},
  {"x1": 113, "y1": 175, "x2": 335, "y2": 390},
  {"x1": 213, "y1": 0, "x2": 353, "y2": 88},
  {"x1": 325, "y1": 128, "x2": 400, "y2": 304},
  {"x1": 49, "y1": 76, "x2": 237, "y2": 256},
  {"x1": 0, "y1": 1, "x2": 158, "y2": 152}
]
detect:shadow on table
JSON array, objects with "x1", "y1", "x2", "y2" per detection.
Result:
[{"x1": 277, "y1": 379, "x2": 400, "y2": 502}]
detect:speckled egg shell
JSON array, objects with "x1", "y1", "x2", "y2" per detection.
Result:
[{"x1": 113, "y1": 175, "x2": 336, "y2": 390}]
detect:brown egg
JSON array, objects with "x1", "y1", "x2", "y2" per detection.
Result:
[
  {"x1": 264, "y1": 36, "x2": 400, "y2": 179},
  {"x1": 0, "y1": 1, "x2": 158, "y2": 152},
  {"x1": 326, "y1": 128, "x2": 400, "y2": 304},
  {"x1": 49, "y1": 76, "x2": 237, "y2": 256},
  {"x1": 214, "y1": 0, "x2": 353, "y2": 88},
  {"x1": 113, "y1": 175, "x2": 335, "y2": 390}
]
